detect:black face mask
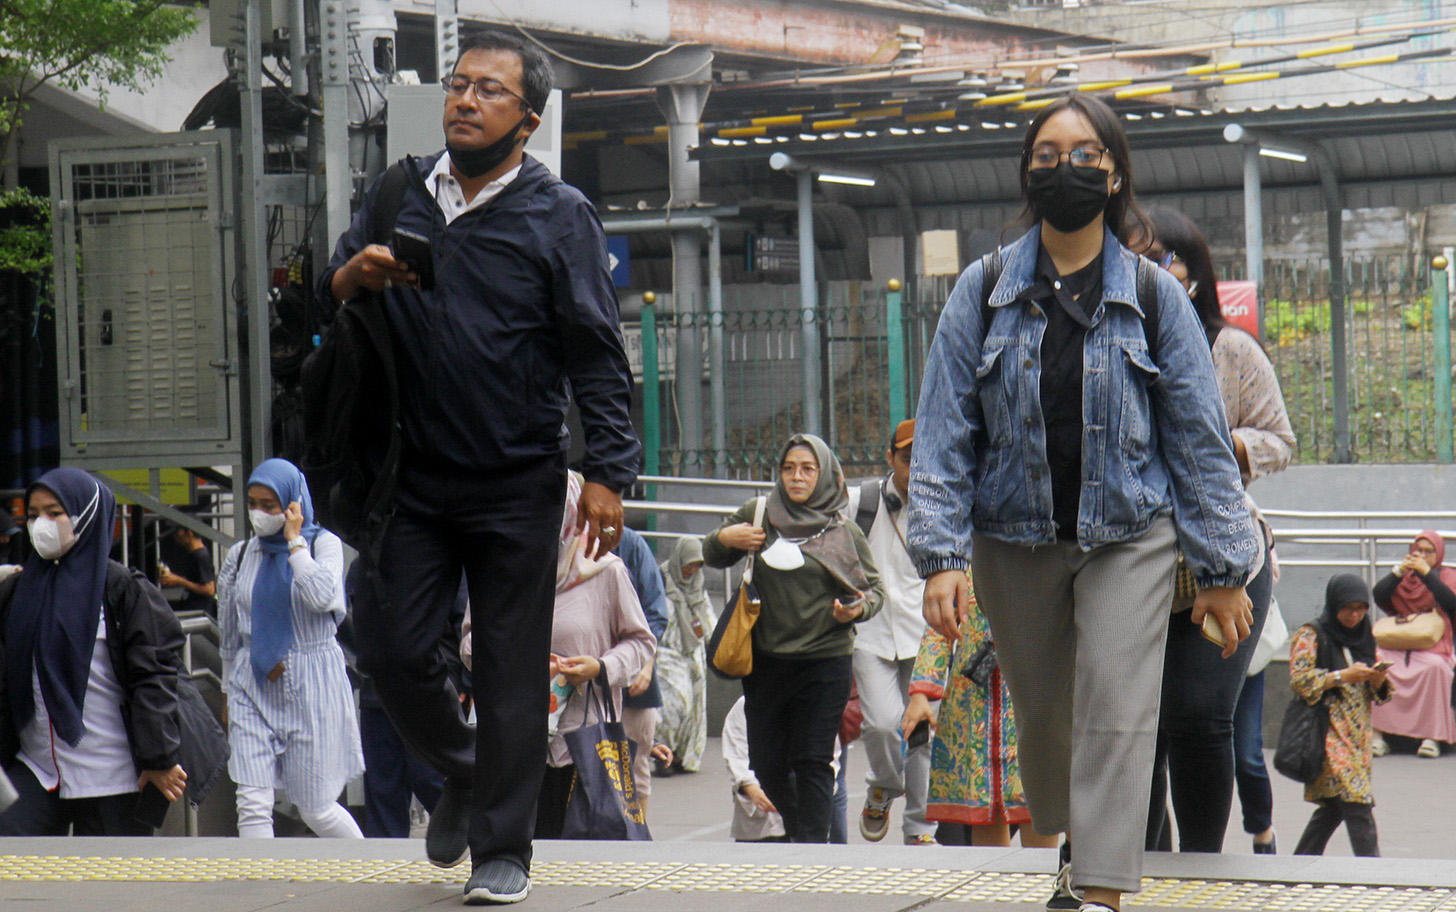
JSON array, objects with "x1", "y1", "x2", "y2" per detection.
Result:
[
  {"x1": 1026, "y1": 162, "x2": 1112, "y2": 234},
  {"x1": 446, "y1": 112, "x2": 531, "y2": 179}
]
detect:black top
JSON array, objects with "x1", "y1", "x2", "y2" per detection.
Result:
[
  {"x1": 1372, "y1": 569, "x2": 1456, "y2": 620},
  {"x1": 172, "y1": 547, "x2": 217, "y2": 617},
  {"x1": 1017, "y1": 246, "x2": 1103, "y2": 540}
]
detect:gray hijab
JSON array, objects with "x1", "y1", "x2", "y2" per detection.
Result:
[{"x1": 765, "y1": 433, "x2": 870, "y2": 595}]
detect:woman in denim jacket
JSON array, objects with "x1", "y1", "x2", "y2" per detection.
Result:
[{"x1": 907, "y1": 94, "x2": 1260, "y2": 912}]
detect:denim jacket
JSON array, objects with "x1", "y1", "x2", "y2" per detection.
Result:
[{"x1": 907, "y1": 225, "x2": 1260, "y2": 589}]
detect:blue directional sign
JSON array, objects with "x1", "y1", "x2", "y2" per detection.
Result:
[{"x1": 607, "y1": 236, "x2": 631, "y2": 288}]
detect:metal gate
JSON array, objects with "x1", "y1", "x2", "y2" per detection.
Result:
[{"x1": 49, "y1": 131, "x2": 241, "y2": 468}]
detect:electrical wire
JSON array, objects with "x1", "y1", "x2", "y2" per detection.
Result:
[{"x1": 479, "y1": 0, "x2": 707, "y2": 74}]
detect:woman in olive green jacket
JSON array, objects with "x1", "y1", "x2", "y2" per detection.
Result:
[{"x1": 704, "y1": 433, "x2": 884, "y2": 842}]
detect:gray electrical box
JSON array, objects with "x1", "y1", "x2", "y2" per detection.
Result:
[{"x1": 50, "y1": 131, "x2": 242, "y2": 469}]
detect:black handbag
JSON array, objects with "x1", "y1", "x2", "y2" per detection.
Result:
[{"x1": 1272, "y1": 692, "x2": 1330, "y2": 784}]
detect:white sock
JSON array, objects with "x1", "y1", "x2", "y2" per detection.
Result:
[
  {"x1": 298, "y1": 801, "x2": 364, "y2": 839},
  {"x1": 235, "y1": 784, "x2": 274, "y2": 838}
]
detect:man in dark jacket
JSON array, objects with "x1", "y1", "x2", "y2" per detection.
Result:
[{"x1": 315, "y1": 30, "x2": 639, "y2": 907}]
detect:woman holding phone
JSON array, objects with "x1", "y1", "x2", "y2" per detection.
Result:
[
  {"x1": 1370, "y1": 531, "x2": 1456, "y2": 758},
  {"x1": 908, "y1": 94, "x2": 1259, "y2": 912},
  {"x1": 703, "y1": 433, "x2": 884, "y2": 843}
]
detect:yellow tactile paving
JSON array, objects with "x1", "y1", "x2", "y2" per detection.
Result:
[{"x1": 0, "y1": 854, "x2": 1451, "y2": 910}]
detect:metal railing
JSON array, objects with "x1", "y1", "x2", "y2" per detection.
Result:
[{"x1": 1262, "y1": 508, "x2": 1456, "y2": 582}]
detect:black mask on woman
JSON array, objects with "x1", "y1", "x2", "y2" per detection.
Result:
[
  {"x1": 446, "y1": 112, "x2": 531, "y2": 179},
  {"x1": 1026, "y1": 162, "x2": 1112, "y2": 233}
]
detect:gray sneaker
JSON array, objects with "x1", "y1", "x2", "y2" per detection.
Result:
[
  {"x1": 1046, "y1": 862, "x2": 1081, "y2": 911},
  {"x1": 464, "y1": 858, "x2": 530, "y2": 905},
  {"x1": 425, "y1": 780, "x2": 472, "y2": 869}
]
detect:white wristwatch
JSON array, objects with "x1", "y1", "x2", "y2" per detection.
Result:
[{"x1": 287, "y1": 536, "x2": 307, "y2": 553}]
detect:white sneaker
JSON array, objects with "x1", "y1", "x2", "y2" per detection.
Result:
[
  {"x1": 1371, "y1": 736, "x2": 1390, "y2": 757},
  {"x1": 1419, "y1": 738, "x2": 1441, "y2": 758}
]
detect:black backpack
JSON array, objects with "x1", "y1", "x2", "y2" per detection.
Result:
[
  {"x1": 977, "y1": 247, "x2": 1163, "y2": 363},
  {"x1": 299, "y1": 161, "x2": 411, "y2": 554}
]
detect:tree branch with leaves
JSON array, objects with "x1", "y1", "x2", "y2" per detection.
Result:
[{"x1": 0, "y1": 0, "x2": 197, "y2": 177}]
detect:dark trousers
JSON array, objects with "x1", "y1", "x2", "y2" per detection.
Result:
[
  {"x1": 1294, "y1": 799, "x2": 1379, "y2": 856},
  {"x1": 0, "y1": 762, "x2": 153, "y2": 836},
  {"x1": 360, "y1": 703, "x2": 446, "y2": 838},
  {"x1": 1147, "y1": 545, "x2": 1273, "y2": 852},
  {"x1": 741, "y1": 652, "x2": 852, "y2": 843},
  {"x1": 533, "y1": 765, "x2": 575, "y2": 840},
  {"x1": 354, "y1": 457, "x2": 566, "y2": 871},
  {"x1": 1232, "y1": 670, "x2": 1274, "y2": 837}
]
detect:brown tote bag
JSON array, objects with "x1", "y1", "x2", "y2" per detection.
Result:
[{"x1": 706, "y1": 496, "x2": 767, "y2": 679}]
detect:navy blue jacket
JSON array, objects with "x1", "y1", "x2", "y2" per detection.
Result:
[
  {"x1": 618, "y1": 528, "x2": 668, "y2": 709},
  {"x1": 317, "y1": 154, "x2": 641, "y2": 491}
]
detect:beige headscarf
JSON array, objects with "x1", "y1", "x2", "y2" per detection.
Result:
[{"x1": 556, "y1": 470, "x2": 618, "y2": 593}]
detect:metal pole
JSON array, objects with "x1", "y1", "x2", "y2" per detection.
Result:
[
  {"x1": 434, "y1": 0, "x2": 458, "y2": 79},
  {"x1": 885, "y1": 279, "x2": 906, "y2": 427},
  {"x1": 657, "y1": 84, "x2": 710, "y2": 469},
  {"x1": 319, "y1": 0, "x2": 352, "y2": 253},
  {"x1": 1313, "y1": 148, "x2": 1351, "y2": 463},
  {"x1": 1242, "y1": 143, "x2": 1266, "y2": 338},
  {"x1": 797, "y1": 169, "x2": 821, "y2": 436},
  {"x1": 641, "y1": 292, "x2": 661, "y2": 496},
  {"x1": 239, "y1": 0, "x2": 271, "y2": 473},
  {"x1": 1434, "y1": 254, "x2": 1453, "y2": 464},
  {"x1": 708, "y1": 221, "x2": 726, "y2": 477}
]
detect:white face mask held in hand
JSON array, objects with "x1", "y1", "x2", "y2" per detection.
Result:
[
  {"x1": 760, "y1": 536, "x2": 805, "y2": 571},
  {"x1": 29, "y1": 515, "x2": 75, "y2": 561},
  {"x1": 249, "y1": 509, "x2": 286, "y2": 537}
]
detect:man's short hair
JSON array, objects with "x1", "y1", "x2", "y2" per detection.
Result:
[{"x1": 455, "y1": 31, "x2": 554, "y2": 115}]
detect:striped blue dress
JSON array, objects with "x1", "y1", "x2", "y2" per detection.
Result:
[{"x1": 218, "y1": 531, "x2": 363, "y2": 811}]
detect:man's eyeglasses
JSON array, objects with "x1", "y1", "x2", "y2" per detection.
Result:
[
  {"x1": 1028, "y1": 144, "x2": 1108, "y2": 170},
  {"x1": 441, "y1": 75, "x2": 531, "y2": 110}
]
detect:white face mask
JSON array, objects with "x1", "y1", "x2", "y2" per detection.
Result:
[
  {"x1": 760, "y1": 536, "x2": 805, "y2": 571},
  {"x1": 29, "y1": 515, "x2": 75, "y2": 561},
  {"x1": 249, "y1": 509, "x2": 286, "y2": 537}
]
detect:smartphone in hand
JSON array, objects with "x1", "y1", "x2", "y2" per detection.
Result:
[
  {"x1": 907, "y1": 720, "x2": 931, "y2": 748},
  {"x1": 1373, "y1": 659, "x2": 1394, "y2": 673},
  {"x1": 1200, "y1": 613, "x2": 1226, "y2": 648},
  {"x1": 390, "y1": 228, "x2": 436, "y2": 290},
  {"x1": 131, "y1": 782, "x2": 171, "y2": 829}
]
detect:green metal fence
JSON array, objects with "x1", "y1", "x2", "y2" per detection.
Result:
[{"x1": 637, "y1": 257, "x2": 1455, "y2": 478}]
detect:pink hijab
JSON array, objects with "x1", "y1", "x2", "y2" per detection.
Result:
[
  {"x1": 1390, "y1": 530, "x2": 1456, "y2": 655},
  {"x1": 556, "y1": 471, "x2": 617, "y2": 593}
]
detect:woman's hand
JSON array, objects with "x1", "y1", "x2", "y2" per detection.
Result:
[
  {"x1": 628, "y1": 658, "x2": 655, "y2": 696},
  {"x1": 901, "y1": 692, "x2": 934, "y2": 739},
  {"x1": 138, "y1": 764, "x2": 188, "y2": 802},
  {"x1": 718, "y1": 523, "x2": 766, "y2": 552},
  {"x1": 555, "y1": 655, "x2": 602, "y2": 686},
  {"x1": 924, "y1": 570, "x2": 969, "y2": 642},
  {"x1": 1341, "y1": 662, "x2": 1377, "y2": 685},
  {"x1": 832, "y1": 593, "x2": 865, "y2": 624},
  {"x1": 283, "y1": 501, "x2": 304, "y2": 540},
  {"x1": 650, "y1": 743, "x2": 674, "y2": 765},
  {"x1": 1400, "y1": 554, "x2": 1433, "y2": 577},
  {"x1": 1191, "y1": 585, "x2": 1253, "y2": 659},
  {"x1": 741, "y1": 782, "x2": 777, "y2": 815}
]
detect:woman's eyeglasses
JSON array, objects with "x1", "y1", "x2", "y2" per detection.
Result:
[{"x1": 1028, "y1": 144, "x2": 1108, "y2": 170}]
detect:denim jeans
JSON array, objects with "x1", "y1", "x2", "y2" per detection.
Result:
[
  {"x1": 1232, "y1": 670, "x2": 1274, "y2": 837},
  {"x1": 1147, "y1": 543, "x2": 1273, "y2": 852}
]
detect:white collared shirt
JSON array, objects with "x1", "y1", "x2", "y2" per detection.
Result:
[
  {"x1": 427, "y1": 153, "x2": 521, "y2": 225},
  {"x1": 19, "y1": 611, "x2": 137, "y2": 799},
  {"x1": 848, "y1": 482, "x2": 927, "y2": 661}
]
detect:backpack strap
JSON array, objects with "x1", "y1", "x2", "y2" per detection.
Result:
[
  {"x1": 853, "y1": 479, "x2": 880, "y2": 537},
  {"x1": 1135, "y1": 254, "x2": 1161, "y2": 365},
  {"x1": 371, "y1": 160, "x2": 411, "y2": 246},
  {"x1": 977, "y1": 247, "x2": 1005, "y2": 333}
]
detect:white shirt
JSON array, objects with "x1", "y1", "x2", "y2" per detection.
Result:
[
  {"x1": 848, "y1": 481, "x2": 927, "y2": 661},
  {"x1": 19, "y1": 611, "x2": 137, "y2": 799},
  {"x1": 427, "y1": 154, "x2": 522, "y2": 225}
]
